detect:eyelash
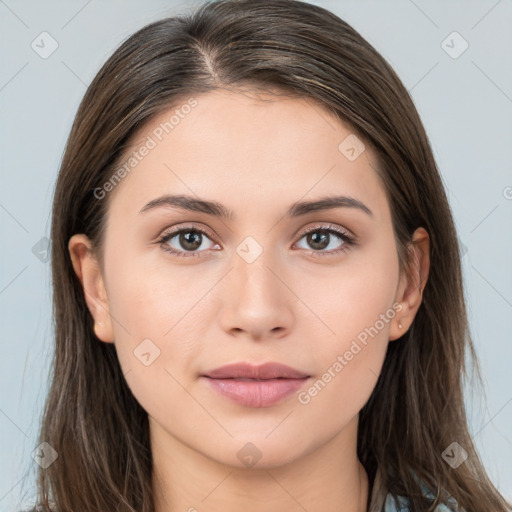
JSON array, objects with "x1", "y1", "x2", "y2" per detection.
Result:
[{"x1": 156, "y1": 223, "x2": 356, "y2": 259}]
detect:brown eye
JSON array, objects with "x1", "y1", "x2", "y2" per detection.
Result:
[
  {"x1": 178, "y1": 231, "x2": 203, "y2": 251},
  {"x1": 305, "y1": 230, "x2": 331, "y2": 250},
  {"x1": 294, "y1": 224, "x2": 355, "y2": 257},
  {"x1": 158, "y1": 227, "x2": 218, "y2": 258}
]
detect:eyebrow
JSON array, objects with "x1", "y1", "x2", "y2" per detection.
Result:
[{"x1": 138, "y1": 194, "x2": 373, "y2": 218}]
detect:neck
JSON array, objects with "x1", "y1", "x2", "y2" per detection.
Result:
[{"x1": 151, "y1": 416, "x2": 369, "y2": 512}]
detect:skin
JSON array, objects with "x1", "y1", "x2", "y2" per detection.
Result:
[{"x1": 69, "y1": 89, "x2": 430, "y2": 512}]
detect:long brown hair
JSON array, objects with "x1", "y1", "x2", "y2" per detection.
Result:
[{"x1": 33, "y1": 1, "x2": 511, "y2": 511}]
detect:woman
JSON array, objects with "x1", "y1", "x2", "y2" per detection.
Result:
[{"x1": 32, "y1": 0, "x2": 511, "y2": 511}]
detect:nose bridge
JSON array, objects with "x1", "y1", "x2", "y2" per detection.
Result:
[
  {"x1": 218, "y1": 232, "x2": 294, "y2": 338},
  {"x1": 233, "y1": 233, "x2": 283, "y2": 301}
]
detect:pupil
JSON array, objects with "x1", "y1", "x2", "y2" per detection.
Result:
[
  {"x1": 181, "y1": 231, "x2": 201, "y2": 250},
  {"x1": 177, "y1": 230, "x2": 331, "y2": 252},
  {"x1": 308, "y1": 231, "x2": 329, "y2": 250}
]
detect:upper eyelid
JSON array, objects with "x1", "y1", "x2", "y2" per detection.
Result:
[
  {"x1": 160, "y1": 223, "x2": 217, "y2": 242},
  {"x1": 159, "y1": 222, "x2": 355, "y2": 245}
]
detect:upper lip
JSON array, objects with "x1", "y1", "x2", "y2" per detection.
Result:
[{"x1": 202, "y1": 362, "x2": 310, "y2": 380}]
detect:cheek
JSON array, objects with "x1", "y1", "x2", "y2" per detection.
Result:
[
  {"x1": 302, "y1": 246, "x2": 399, "y2": 406},
  {"x1": 102, "y1": 246, "x2": 213, "y2": 408},
  {"x1": 296, "y1": 296, "x2": 396, "y2": 425},
  {"x1": 317, "y1": 246, "x2": 399, "y2": 345},
  {"x1": 104, "y1": 267, "x2": 200, "y2": 423},
  {"x1": 104, "y1": 241, "x2": 203, "y2": 338}
]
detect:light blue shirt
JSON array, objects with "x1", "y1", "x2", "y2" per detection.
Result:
[{"x1": 384, "y1": 494, "x2": 458, "y2": 511}]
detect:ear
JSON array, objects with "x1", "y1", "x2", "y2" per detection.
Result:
[
  {"x1": 389, "y1": 227, "x2": 430, "y2": 341},
  {"x1": 68, "y1": 234, "x2": 115, "y2": 343}
]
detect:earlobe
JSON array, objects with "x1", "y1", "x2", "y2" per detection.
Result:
[
  {"x1": 389, "y1": 227, "x2": 430, "y2": 341},
  {"x1": 68, "y1": 234, "x2": 115, "y2": 343}
]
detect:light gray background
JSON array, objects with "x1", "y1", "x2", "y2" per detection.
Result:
[{"x1": 1, "y1": 0, "x2": 511, "y2": 510}]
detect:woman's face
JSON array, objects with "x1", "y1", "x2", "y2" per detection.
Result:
[{"x1": 72, "y1": 89, "x2": 417, "y2": 469}]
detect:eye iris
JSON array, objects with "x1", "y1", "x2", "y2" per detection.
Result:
[
  {"x1": 171, "y1": 228, "x2": 340, "y2": 253},
  {"x1": 307, "y1": 231, "x2": 329, "y2": 250},
  {"x1": 180, "y1": 231, "x2": 202, "y2": 250}
]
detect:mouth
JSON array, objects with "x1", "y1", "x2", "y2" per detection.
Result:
[
  {"x1": 201, "y1": 362, "x2": 311, "y2": 408},
  {"x1": 202, "y1": 361, "x2": 310, "y2": 380},
  {"x1": 227, "y1": 377, "x2": 290, "y2": 382}
]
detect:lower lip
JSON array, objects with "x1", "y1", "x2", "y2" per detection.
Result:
[{"x1": 203, "y1": 377, "x2": 309, "y2": 408}]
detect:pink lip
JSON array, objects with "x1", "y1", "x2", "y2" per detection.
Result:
[
  {"x1": 203, "y1": 362, "x2": 309, "y2": 380},
  {"x1": 201, "y1": 362, "x2": 310, "y2": 408}
]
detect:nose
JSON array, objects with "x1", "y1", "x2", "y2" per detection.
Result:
[{"x1": 218, "y1": 249, "x2": 295, "y2": 342}]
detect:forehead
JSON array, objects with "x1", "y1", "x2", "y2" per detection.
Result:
[{"x1": 106, "y1": 89, "x2": 387, "y2": 220}]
